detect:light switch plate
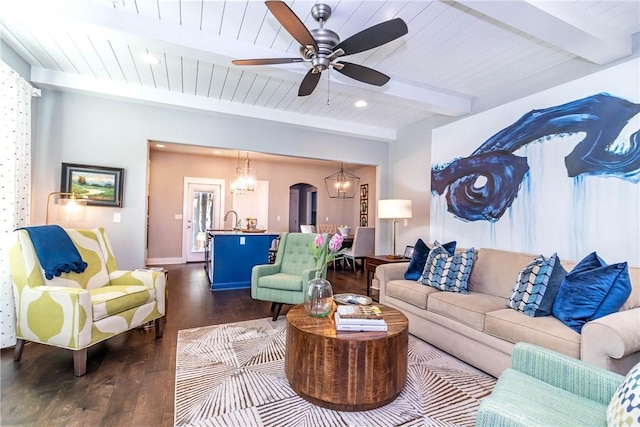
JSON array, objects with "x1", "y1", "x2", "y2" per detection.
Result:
[{"x1": 113, "y1": 212, "x2": 121, "y2": 223}]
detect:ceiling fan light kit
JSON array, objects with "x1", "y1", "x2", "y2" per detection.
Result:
[{"x1": 232, "y1": 1, "x2": 408, "y2": 97}]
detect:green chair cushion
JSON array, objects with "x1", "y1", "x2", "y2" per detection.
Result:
[
  {"x1": 477, "y1": 368, "x2": 608, "y2": 427},
  {"x1": 257, "y1": 273, "x2": 304, "y2": 292},
  {"x1": 90, "y1": 285, "x2": 155, "y2": 321}
]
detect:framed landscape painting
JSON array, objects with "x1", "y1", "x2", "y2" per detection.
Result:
[{"x1": 61, "y1": 163, "x2": 124, "y2": 207}]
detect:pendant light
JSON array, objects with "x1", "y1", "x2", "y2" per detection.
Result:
[
  {"x1": 231, "y1": 152, "x2": 258, "y2": 194},
  {"x1": 324, "y1": 163, "x2": 359, "y2": 199}
]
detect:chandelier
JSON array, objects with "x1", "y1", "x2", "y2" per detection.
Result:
[
  {"x1": 324, "y1": 163, "x2": 359, "y2": 199},
  {"x1": 231, "y1": 152, "x2": 258, "y2": 194}
]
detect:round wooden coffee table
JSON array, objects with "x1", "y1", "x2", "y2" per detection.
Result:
[{"x1": 285, "y1": 303, "x2": 409, "y2": 411}]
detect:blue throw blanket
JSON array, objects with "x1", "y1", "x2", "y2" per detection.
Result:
[{"x1": 19, "y1": 225, "x2": 88, "y2": 280}]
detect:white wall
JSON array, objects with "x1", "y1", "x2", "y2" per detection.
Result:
[
  {"x1": 32, "y1": 90, "x2": 390, "y2": 268},
  {"x1": 392, "y1": 58, "x2": 640, "y2": 267}
]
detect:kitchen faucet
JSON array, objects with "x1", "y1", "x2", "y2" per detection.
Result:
[{"x1": 224, "y1": 210, "x2": 240, "y2": 230}]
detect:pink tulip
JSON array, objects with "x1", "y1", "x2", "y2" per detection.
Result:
[
  {"x1": 314, "y1": 234, "x2": 324, "y2": 248},
  {"x1": 329, "y1": 234, "x2": 343, "y2": 252}
]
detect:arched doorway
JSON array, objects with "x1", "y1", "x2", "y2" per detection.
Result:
[{"x1": 289, "y1": 183, "x2": 317, "y2": 232}]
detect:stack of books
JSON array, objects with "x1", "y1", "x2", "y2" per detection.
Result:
[{"x1": 334, "y1": 305, "x2": 388, "y2": 332}]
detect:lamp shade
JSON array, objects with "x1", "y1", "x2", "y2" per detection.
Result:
[{"x1": 378, "y1": 199, "x2": 412, "y2": 219}]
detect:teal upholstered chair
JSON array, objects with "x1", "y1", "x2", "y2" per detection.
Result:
[
  {"x1": 476, "y1": 342, "x2": 627, "y2": 426},
  {"x1": 251, "y1": 232, "x2": 325, "y2": 320},
  {"x1": 9, "y1": 227, "x2": 166, "y2": 376}
]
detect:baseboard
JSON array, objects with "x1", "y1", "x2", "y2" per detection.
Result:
[{"x1": 146, "y1": 257, "x2": 184, "y2": 265}]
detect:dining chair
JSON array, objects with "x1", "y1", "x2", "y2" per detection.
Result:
[
  {"x1": 300, "y1": 224, "x2": 316, "y2": 233},
  {"x1": 342, "y1": 227, "x2": 375, "y2": 272},
  {"x1": 316, "y1": 224, "x2": 337, "y2": 235}
]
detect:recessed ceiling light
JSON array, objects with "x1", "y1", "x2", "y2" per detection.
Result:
[
  {"x1": 213, "y1": 150, "x2": 222, "y2": 155},
  {"x1": 155, "y1": 144, "x2": 165, "y2": 148},
  {"x1": 141, "y1": 53, "x2": 160, "y2": 65},
  {"x1": 354, "y1": 100, "x2": 368, "y2": 108}
]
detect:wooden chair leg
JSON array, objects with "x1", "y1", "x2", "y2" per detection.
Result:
[
  {"x1": 73, "y1": 348, "x2": 87, "y2": 376},
  {"x1": 14, "y1": 338, "x2": 25, "y2": 361},
  {"x1": 155, "y1": 317, "x2": 164, "y2": 338},
  {"x1": 270, "y1": 302, "x2": 277, "y2": 313},
  {"x1": 272, "y1": 303, "x2": 283, "y2": 321}
]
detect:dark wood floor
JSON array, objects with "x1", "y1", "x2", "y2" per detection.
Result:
[{"x1": 0, "y1": 262, "x2": 369, "y2": 427}]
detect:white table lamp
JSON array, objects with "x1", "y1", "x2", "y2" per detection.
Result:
[{"x1": 378, "y1": 199, "x2": 412, "y2": 259}]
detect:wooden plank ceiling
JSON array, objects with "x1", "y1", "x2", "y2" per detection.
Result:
[{"x1": 1, "y1": 0, "x2": 638, "y2": 141}]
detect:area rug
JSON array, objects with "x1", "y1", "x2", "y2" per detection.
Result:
[{"x1": 175, "y1": 318, "x2": 496, "y2": 426}]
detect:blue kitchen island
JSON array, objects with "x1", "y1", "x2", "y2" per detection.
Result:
[{"x1": 206, "y1": 231, "x2": 280, "y2": 290}]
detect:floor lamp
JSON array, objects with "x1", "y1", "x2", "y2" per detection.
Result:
[
  {"x1": 378, "y1": 199, "x2": 412, "y2": 259},
  {"x1": 45, "y1": 192, "x2": 88, "y2": 225}
]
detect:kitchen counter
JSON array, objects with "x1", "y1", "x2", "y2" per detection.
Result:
[{"x1": 205, "y1": 231, "x2": 279, "y2": 290}]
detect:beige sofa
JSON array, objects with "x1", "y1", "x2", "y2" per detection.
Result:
[{"x1": 375, "y1": 248, "x2": 640, "y2": 377}]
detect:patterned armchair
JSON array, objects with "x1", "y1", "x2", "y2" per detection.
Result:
[
  {"x1": 251, "y1": 232, "x2": 324, "y2": 320},
  {"x1": 476, "y1": 342, "x2": 626, "y2": 426},
  {"x1": 8, "y1": 227, "x2": 166, "y2": 376}
]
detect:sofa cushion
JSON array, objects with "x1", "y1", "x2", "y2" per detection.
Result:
[
  {"x1": 428, "y1": 292, "x2": 505, "y2": 331},
  {"x1": 552, "y1": 252, "x2": 631, "y2": 333},
  {"x1": 485, "y1": 309, "x2": 581, "y2": 358},
  {"x1": 404, "y1": 239, "x2": 455, "y2": 280},
  {"x1": 420, "y1": 244, "x2": 474, "y2": 294},
  {"x1": 507, "y1": 253, "x2": 562, "y2": 317},
  {"x1": 468, "y1": 248, "x2": 539, "y2": 298},
  {"x1": 607, "y1": 361, "x2": 640, "y2": 426},
  {"x1": 386, "y1": 279, "x2": 440, "y2": 309},
  {"x1": 90, "y1": 285, "x2": 156, "y2": 321}
]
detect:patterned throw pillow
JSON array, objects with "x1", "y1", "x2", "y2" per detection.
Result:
[
  {"x1": 404, "y1": 239, "x2": 456, "y2": 281},
  {"x1": 419, "y1": 242, "x2": 474, "y2": 294},
  {"x1": 607, "y1": 361, "x2": 640, "y2": 426},
  {"x1": 507, "y1": 253, "x2": 559, "y2": 317}
]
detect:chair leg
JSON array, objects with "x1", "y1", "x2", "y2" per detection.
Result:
[
  {"x1": 270, "y1": 302, "x2": 277, "y2": 312},
  {"x1": 14, "y1": 338, "x2": 25, "y2": 361},
  {"x1": 272, "y1": 303, "x2": 283, "y2": 321},
  {"x1": 155, "y1": 317, "x2": 164, "y2": 338},
  {"x1": 73, "y1": 348, "x2": 87, "y2": 376}
]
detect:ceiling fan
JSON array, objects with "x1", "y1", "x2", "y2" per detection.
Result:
[{"x1": 232, "y1": 1, "x2": 408, "y2": 96}]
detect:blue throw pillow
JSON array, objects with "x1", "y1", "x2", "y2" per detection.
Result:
[
  {"x1": 419, "y1": 243, "x2": 474, "y2": 293},
  {"x1": 507, "y1": 253, "x2": 558, "y2": 317},
  {"x1": 534, "y1": 256, "x2": 567, "y2": 317},
  {"x1": 552, "y1": 252, "x2": 631, "y2": 333},
  {"x1": 404, "y1": 239, "x2": 456, "y2": 281}
]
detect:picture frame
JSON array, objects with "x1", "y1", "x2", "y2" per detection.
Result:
[
  {"x1": 403, "y1": 245, "x2": 415, "y2": 259},
  {"x1": 61, "y1": 163, "x2": 124, "y2": 207}
]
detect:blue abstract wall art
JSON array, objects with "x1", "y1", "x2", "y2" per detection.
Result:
[{"x1": 432, "y1": 93, "x2": 640, "y2": 223}]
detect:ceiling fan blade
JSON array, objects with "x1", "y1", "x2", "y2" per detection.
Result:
[
  {"x1": 298, "y1": 69, "x2": 321, "y2": 96},
  {"x1": 265, "y1": 1, "x2": 317, "y2": 49},
  {"x1": 334, "y1": 62, "x2": 390, "y2": 86},
  {"x1": 232, "y1": 58, "x2": 305, "y2": 66},
  {"x1": 334, "y1": 18, "x2": 408, "y2": 56}
]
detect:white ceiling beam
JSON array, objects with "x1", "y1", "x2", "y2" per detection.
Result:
[
  {"x1": 457, "y1": 0, "x2": 632, "y2": 65},
  {"x1": 30, "y1": 67, "x2": 397, "y2": 141}
]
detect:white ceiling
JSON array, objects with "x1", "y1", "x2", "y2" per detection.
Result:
[{"x1": 2, "y1": 0, "x2": 639, "y2": 142}]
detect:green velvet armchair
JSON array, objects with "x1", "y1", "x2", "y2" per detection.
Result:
[
  {"x1": 9, "y1": 227, "x2": 167, "y2": 376},
  {"x1": 476, "y1": 342, "x2": 626, "y2": 426},
  {"x1": 251, "y1": 232, "x2": 325, "y2": 320}
]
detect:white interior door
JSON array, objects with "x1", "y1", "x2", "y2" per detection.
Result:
[{"x1": 183, "y1": 178, "x2": 225, "y2": 262}]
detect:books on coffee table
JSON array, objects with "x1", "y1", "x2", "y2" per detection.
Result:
[{"x1": 335, "y1": 305, "x2": 387, "y2": 332}]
